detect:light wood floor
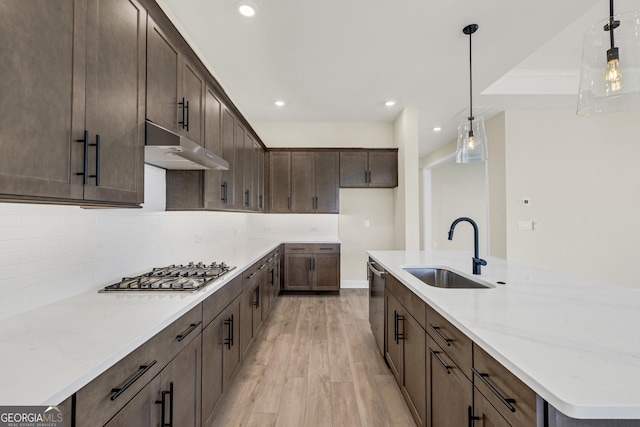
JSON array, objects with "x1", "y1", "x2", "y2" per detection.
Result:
[{"x1": 209, "y1": 289, "x2": 416, "y2": 427}]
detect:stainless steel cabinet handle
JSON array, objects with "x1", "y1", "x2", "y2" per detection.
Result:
[
  {"x1": 472, "y1": 367, "x2": 517, "y2": 413},
  {"x1": 367, "y1": 261, "x2": 386, "y2": 278}
]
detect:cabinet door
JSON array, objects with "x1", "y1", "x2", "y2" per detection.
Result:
[
  {"x1": 234, "y1": 122, "x2": 246, "y2": 209},
  {"x1": 159, "y1": 334, "x2": 202, "y2": 427},
  {"x1": 261, "y1": 266, "x2": 271, "y2": 319},
  {"x1": 284, "y1": 254, "x2": 313, "y2": 290},
  {"x1": 223, "y1": 297, "x2": 242, "y2": 388},
  {"x1": 403, "y1": 313, "x2": 426, "y2": 427},
  {"x1": 473, "y1": 388, "x2": 511, "y2": 427},
  {"x1": 220, "y1": 107, "x2": 235, "y2": 207},
  {"x1": 181, "y1": 60, "x2": 204, "y2": 145},
  {"x1": 368, "y1": 151, "x2": 398, "y2": 187},
  {"x1": 385, "y1": 292, "x2": 404, "y2": 384},
  {"x1": 83, "y1": 0, "x2": 146, "y2": 204},
  {"x1": 314, "y1": 152, "x2": 339, "y2": 213},
  {"x1": 426, "y1": 336, "x2": 472, "y2": 427},
  {"x1": 339, "y1": 152, "x2": 368, "y2": 187},
  {"x1": 269, "y1": 151, "x2": 291, "y2": 212},
  {"x1": 291, "y1": 152, "x2": 315, "y2": 212},
  {"x1": 105, "y1": 376, "x2": 160, "y2": 427},
  {"x1": 252, "y1": 279, "x2": 262, "y2": 336},
  {"x1": 254, "y1": 142, "x2": 264, "y2": 211},
  {"x1": 240, "y1": 286, "x2": 255, "y2": 357},
  {"x1": 146, "y1": 16, "x2": 179, "y2": 132},
  {"x1": 202, "y1": 312, "x2": 224, "y2": 424},
  {"x1": 203, "y1": 86, "x2": 223, "y2": 210},
  {"x1": 0, "y1": 0, "x2": 84, "y2": 201},
  {"x1": 313, "y1": 254, "x2": 340, "y2": 291},
  {"x1": 244, "y1": 133, "x2": 254, "y2": 209}
]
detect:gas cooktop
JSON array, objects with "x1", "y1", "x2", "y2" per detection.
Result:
[{"x1": 100, "y1": 262, "x2": 236, "y2": 292}]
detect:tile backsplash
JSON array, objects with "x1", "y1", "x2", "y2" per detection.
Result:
[{"x1": 0, "y1": 165, "x2": 338, "y2": 319}]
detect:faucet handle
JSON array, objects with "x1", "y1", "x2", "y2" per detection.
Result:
[{"x1": 473, "y1": 257, "x2": 487, "y2": 266}]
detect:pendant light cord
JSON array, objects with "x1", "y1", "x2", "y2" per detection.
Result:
[
  {"x1": 469, "y1": 29, "x2": 473, "y2": 121},
  {"x1": 609, "y1": 0, "x2": 615, "y2": 50}
]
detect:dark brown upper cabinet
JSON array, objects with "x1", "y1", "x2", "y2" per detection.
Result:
[
  {"x1": 291, "y1": 151, "x2": 339, "y2": 213},
  {"x1": 339, "y1": 149, "x2": 398, "y2": 188},
  {"x1": 254, "y1": 141, "x2": 265, "y2": 211},
  {"x1": 203, "y1": 85, "x2": 223, "y2": 210},
  {"x1": 268, "y1": 151, "x2": 292, "y2": 213},
  {"x1": 0, "y1": 0, "x2": 146, "y2": 206},
  {"x1": 147, "y1": 16, "x2": 204, "y2": 145},
  {"x1": 243, "y1": 133, "x2": 254, "y2": 210}
]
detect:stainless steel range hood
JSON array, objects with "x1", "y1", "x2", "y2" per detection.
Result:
[{"x1": 145, "y1": 121, "x2": 229, "y2": 170}]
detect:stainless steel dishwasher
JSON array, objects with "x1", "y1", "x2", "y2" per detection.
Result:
[{"x1": 368, "y1": 258, "x2": 386, "y2": 357}]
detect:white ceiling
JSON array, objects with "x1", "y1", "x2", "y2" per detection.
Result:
[{"x1": 157, "y1": 0, "x2": 636, "y2": 156}]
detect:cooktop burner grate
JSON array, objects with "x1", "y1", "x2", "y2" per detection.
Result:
[{"x1": 100, "y1": 262, "x2": 236, "y2": 292}]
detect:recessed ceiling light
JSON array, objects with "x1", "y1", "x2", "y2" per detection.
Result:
[
  {"x1": 274, "y1": 100, "x2": 285, "y2": 107},
  {"x1": 433, "y1": 127, "x2": 442, "y2": 132},
  {"x1": 237, "y1": 2, "x2": 256, "y2": 17},
  {"x1": 384, "y1": 100, "x2": 396, "y2": 107}
]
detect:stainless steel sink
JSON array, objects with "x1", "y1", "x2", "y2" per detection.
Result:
[{"x1": 403, "y1": 268, "x2": 494, "y2": 289}]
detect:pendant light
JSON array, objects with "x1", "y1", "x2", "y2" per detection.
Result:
[
  {"x1": 456, "y1": 24, "x2": 488, "y2": 163},
  {"x1": 577, "y1": 0, "x2": 640, "y2": 116}
]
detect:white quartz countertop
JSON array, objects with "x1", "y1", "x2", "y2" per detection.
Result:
[
  {"x1": 0, "y1": 238, "x2": 339, "y2": 406},
  {"x1": 368, "y1": 250, "x2": 640, "y2": 420}
]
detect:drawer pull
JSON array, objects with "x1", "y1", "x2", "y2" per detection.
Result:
[
  {"x1": 176, "y1": 321, "x2": 201, "y2": 342},
  {"x1": 259, "y1": 264, "x2": 267, "y2": 270},
  {"x1": 429, "y1": 323, "x2": 452, "y2": 347},
  {"x1": 319, "y1": 247, "x2": 334, "y2": 250},
  {"x1": 110, "y1": 360, "x2": 157, "y2": 401},
  {"x1": 247, "y1": 272, "x2": 257, "y2": 280},
  {"x1": 428, "y1": 347, "x2": 451, "y2": 374},
  {"x1": 155, "y1": 381, "x2": 174, "y2": 427},
  {"x1": 224, "y1": 315, "x2": 234, "y2": 349},
  {"x1": 468, "y1": 405, "x2": 479, "y2": 427},
  {"x1": 472, "y1": 368, "x2": 517, "y2": 413}
]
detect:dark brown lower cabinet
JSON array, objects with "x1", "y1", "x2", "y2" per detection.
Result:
[
  {"x1": 386, "y1": 290, "x2": 426, "y2": 427},
  {"x1": 202, "y1": 296, "x2": 241, "y2": 426},
  {"x1": 104, "y1": 376, "x2": 160, "y2": 427},
  {"x1": 241, "y1": 270, "x2": 263, "y2": 358},
  {"x1": 472, "y1": 387, "x2": 511, "y2": 427},
  {"x1": 426, "y1": 335, "x2": 472, "y2": 427},
  {"x1": 283, "y1": 244, "x2": 340, "y2": 292},
  {"x1": 158, "y1": 334, "x2": 202, "y2": 427}
]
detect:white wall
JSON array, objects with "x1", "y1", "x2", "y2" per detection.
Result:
[
  {"x1": 0, "y1": 165, "x2": 338, "y2": 320},
  {"x1": 254, "y1": 121, "x2": 397, "y2": 285},
  {"x1": 505, "y1": 110, "x2": 640, "y2": 288},
  {"x1": 255, "y1": 122, "x2": 393, "y2": 148},
  {"x1": 392, "y1": 108, "x2": 420, "y2": 250},
  {"x1": 430, "y1": 160, "x2": 488, "y2": 253}
]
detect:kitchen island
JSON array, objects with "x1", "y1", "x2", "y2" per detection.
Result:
[{"x1": 368, "y1": 250, "x2": 640, "y2": 424}]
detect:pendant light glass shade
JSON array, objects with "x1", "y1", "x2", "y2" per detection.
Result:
[
  {"x1": 456, "y1": 23, "x2": 488, "y2": 163},
  {"x1": 456, "y1": 117, "x2": 488, "y2": 163},
  {"x1": 577, "y1": 11, "x2": 640, "y2": 116}
]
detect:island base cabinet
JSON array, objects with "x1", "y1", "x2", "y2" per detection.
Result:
[
  {"x1": 385, "y1": 289, "x2": 426, "y2": 427},
  {"x1": 426, "y1": 335, "x2": 472, "y2": 427}
]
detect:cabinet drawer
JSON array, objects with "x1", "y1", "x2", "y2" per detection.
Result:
[
  {"x1": 386, "y1": 274, "x2": 426, "y2": 330},
  {"x1": 473, "y1": 345, "x2": 537, "y2": 426},
  {"x1": 203, "y1": 275, "x2": 243, "y2": 326},
  {"x1": 76, "y1": 304, "x2": 202, "y2": 426},
  {"x1": 426, "y1": 305, "x2": 472, "y2": 379},
  {"x1": 284, "y1": 243, "x2": 340, "y2": 254}
]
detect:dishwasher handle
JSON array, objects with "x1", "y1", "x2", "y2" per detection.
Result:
[{"x1": 367, "y1": 262, "x2": 386, "y2": 279}]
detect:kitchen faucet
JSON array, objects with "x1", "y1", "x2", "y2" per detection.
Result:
[{"x1": 448, "y1": 217, "x2": 487, "y2": 275}]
